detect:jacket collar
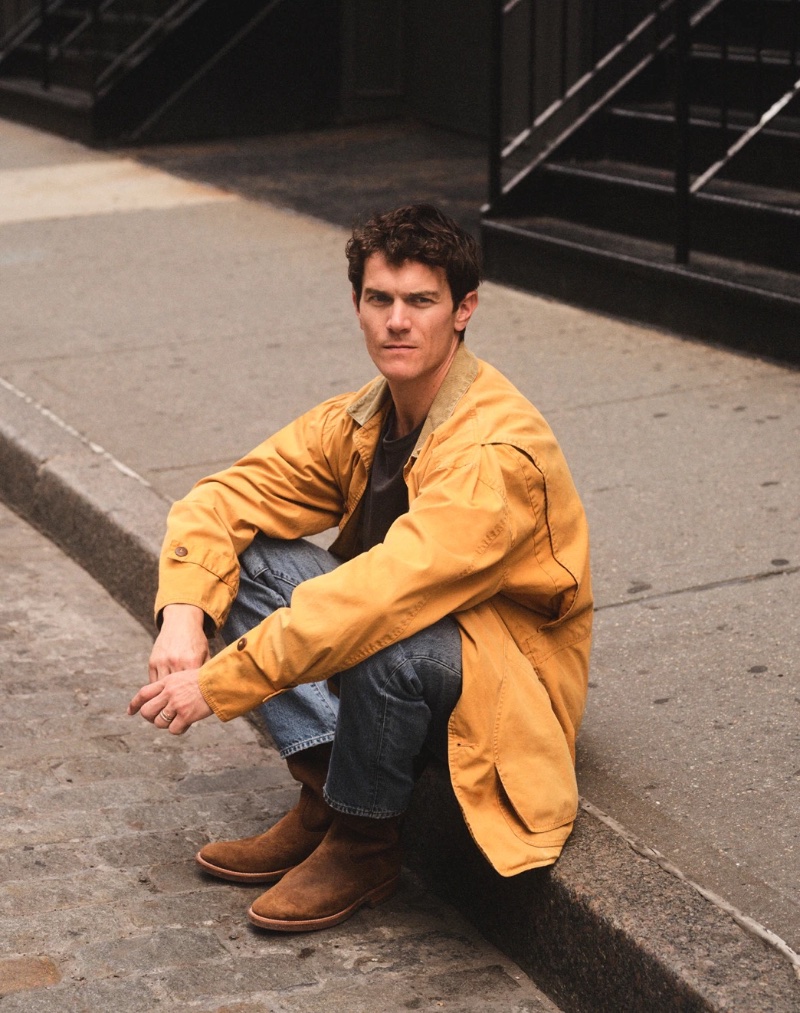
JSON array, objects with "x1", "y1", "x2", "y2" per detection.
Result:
[{"x1": 347, "y1": 343, "x2": 479, "y2": 457}]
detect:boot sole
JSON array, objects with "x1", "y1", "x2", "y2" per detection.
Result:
[
  {"x1": 246, "y1": 874, "x2": 400, "y2": 932},
  {"x1": 195, "y1": 852, "x2": 290, "y2": 884}
]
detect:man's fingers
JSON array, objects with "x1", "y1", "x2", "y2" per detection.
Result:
[
  {"x1": 128, "y1": 680, "x2": 163, "y2": 716},
  {"x1": 129, "y1": 668, "x2": 213, "y2": 734},
  {"x1": 167, "y1": 714, "x2": 189, "y2": 736}
]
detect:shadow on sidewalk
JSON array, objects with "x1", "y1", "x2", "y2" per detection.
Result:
[{"x1": 129, "y1": 118, "x2": 488, "y2": 240}]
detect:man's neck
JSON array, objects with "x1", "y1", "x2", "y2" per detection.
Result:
[
  {"x1": 385, "y1": 344, "x2": 460, "y2": 438},
  {"x1": 387, "y1": 392, "x2": 430, "y2": 439}
]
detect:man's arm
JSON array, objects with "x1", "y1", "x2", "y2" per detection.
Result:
[
  {"x1": 131, "y1": 395, "x2": 356, "y2": 734},
  {"x1": 153, "y1": 393, "x2": 353, "y2": 633}
]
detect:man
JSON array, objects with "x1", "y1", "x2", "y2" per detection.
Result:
[{"x1": 129, "y1": 203, "x2": 592, "y2": 934}]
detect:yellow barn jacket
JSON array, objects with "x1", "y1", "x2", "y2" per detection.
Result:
[{"x1": 155, "y1": 345, "x2": 593, "y2": 876}]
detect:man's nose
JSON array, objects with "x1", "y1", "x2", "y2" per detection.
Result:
[{"x1": 387, "y1": 299, "x2": 409, "y2": 331}]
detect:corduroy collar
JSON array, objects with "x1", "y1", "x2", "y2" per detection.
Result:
[{"x1": 346, "y1": 344, "x2": 479, "y2": 457}]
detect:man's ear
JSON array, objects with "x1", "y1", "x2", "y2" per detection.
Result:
[{"x1": 455, "y1": 290, "x2": 479, "y2": 331}]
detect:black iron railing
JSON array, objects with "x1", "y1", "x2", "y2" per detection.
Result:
[
  {"x1": 487, "y1": 0, "x2": 800, "y2": 263},
  {"x1": 0, "y1": 0, "x2": 40, "y2": 49},
  {"x1": 0, "y1": 0, "x2": 202, "y2": 98}
]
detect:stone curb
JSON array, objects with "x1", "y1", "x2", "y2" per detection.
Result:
[{"x1": 1, "y1": 379, "x2": 797, "y2": 1012}]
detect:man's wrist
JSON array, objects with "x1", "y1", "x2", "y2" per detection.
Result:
[{"x1": 161, "y1": 603, "x2": 207, "y2": 628}]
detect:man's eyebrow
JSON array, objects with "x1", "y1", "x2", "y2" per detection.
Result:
[{"x1": 363, "y1": 286, "x2": 441, "y2": 298}]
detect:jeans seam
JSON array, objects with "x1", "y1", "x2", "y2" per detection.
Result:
[
  {"x1": 402, "y1": 654, "x2": 462, "y2": 676},
  {"x1": 322, "y1": 789, "x2": 405, "y2": 819},
  {"x1": 246, "y1": 563, "x2": 300, "y2": 591},
  {"x1": 281, "y1": 733, "x2": 336, "y2": 759}
]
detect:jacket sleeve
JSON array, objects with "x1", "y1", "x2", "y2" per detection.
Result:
[
  {"x1": 154, "y1": 393, "x2": 353, "y2": 630},
  {"x1": 197, "y1": 439, "x2": 538, "y2": 721}
]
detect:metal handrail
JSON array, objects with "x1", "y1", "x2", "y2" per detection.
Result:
[
  {"x1": 93, "y1": 0, "x2": 207, "y2": 94},
  {"x1": 1, "y1": 0, "x2": 46, "y2": 59},
  {"x1": 488, "y1": 0, "x2": 727, "y2": 207},
  {"x1": 1, "y1": 1, "x2": 39, "y2": 48},
  {"x1": 501, "y1": 0, "x2": 672, "y2": 163},
  {"x1": 691, "y1": 76, "x2": 800, "y2": 193},
  {"x1": 0, "y1": 0, "x2": 203, "y2": 96},
  {"x1": 488, "y1": 0, "x2": 800, "y2": 263}
]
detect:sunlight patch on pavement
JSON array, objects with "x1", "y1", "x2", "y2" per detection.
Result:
[{"x1": 0, "y1": 157, "x2": 238, "y2": 224}]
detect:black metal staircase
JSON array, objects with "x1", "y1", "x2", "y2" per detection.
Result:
[
  {"x1": 0, "y1": 0, "x2": 339, "y2": 144},
  {"x1": 482, "y1": 0, "x2": 800, "y2": 363}
]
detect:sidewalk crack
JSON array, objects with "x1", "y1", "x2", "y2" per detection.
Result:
[{"x1": 596, "y1": 565, "x2": 798, "y2": 612}]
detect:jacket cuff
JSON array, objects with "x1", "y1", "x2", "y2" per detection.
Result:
[{"x1": 198, "y1": 638, "x2": 282, "y2": 722}]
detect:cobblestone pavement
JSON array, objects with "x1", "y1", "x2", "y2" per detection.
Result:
[{"x1": 0, "y1": 500, "x2": 560, "y2": 1012}]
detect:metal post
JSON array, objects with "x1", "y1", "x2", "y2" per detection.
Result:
[
  {"x1": 488, "y1": 0, "x2": 504, "y2": 210},
  {"x1": 528, "y1": 0, "x2": 537, "y2": 127},
  {"x1": 560, "y1": 0, "x2": 569, "y2": 95},
  {"x1": 90, "y1": 0, "x2": 100, "y2": 99},
  {"x1": 39, "y1": 0, "x2": 50, "y2": 89},
  {"x1": 754, "y1": 0, "x2": 766, "y2": 117},
  {"x1": 674, "y1": 0, "x2": 691, "y2": 264},
  {"x1": 719, "y1": 0, "x2": 729, "y2": 137}
]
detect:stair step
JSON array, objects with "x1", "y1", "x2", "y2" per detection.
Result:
[
  {"x1": 516, "y1": 158, "x2": 800, "y2": 273},
  {"x1": 0, "y1": 74, "x2": 91, "y2": 109},
  {"x1": 0, "y1": 74, "x2": 94, "y2": 141},
  {"x1": 694, "y1": 0, "x2": 800, "y2": 53},
  {"x1": 692, "y1": 43, "x2": 799, "y2": 66},
  {"x1": 21, "y1": 18, "x2": 151, "y2": 56},
  {"x1": 481, "y1": 215, "x2": 800, "y2": 363},
  {"x1": 4, "y1": 42, "x2": 114, "y2": 91},
  {"x1": 635, "y1": 51, "x2": 798, "y2": 113},
  {"x1": 497, "y1": 215, "x2": 800, "y2": 300},
  {"x1": 579, "y1": 103, "x2": 800, "y2": 190},
  {"x1": 610, "y1": 100, "x2": 800, "y2": 137},
  {"x1": 549, "y1": 157, "x2": 800, "y2": 213}
]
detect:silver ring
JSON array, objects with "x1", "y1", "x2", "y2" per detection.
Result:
[{"x1": 158, "y1": 709, "x2": 176, "y2": 723}]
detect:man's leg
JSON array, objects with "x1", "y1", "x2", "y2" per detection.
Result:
[
  {"x1": 221, "y1": 533, "x2": 341, "y2": 758},
  {"x1": 196, "y1": 535, "x2": 341, "y2": 883},
  {"x1": 248, "y1": 616, "x2": 462, "y2": 932}
]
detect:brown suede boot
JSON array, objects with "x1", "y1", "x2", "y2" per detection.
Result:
[
  {"x1": 247, "y1": 811, "x2": 402, "y2": 932},
  {"x1": 195, "y1": 743, "x2": 333, "y2": 883}
]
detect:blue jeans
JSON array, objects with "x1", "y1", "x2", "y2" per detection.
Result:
[{"x1": 220, "y1": 535, "x2": 462, "y2": 818}]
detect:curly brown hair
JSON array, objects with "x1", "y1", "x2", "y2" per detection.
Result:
[{"x1": 346, "y1": 203, "x2": 482, "y2": 308}]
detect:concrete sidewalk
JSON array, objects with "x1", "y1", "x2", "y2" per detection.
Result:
[{"x1": 0, "y1": 115, "x2": 798, "y2": 1010}]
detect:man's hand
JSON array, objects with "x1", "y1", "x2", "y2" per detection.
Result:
[
  {"x1": 149, "y1": 603, "x2": 210, "y2": 682},
  {"x1": 128, "y1": 667, "x2": 213, "y2": 735}
]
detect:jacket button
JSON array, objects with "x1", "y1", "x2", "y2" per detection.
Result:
[
  {"x1": 237, "y1": 637, "x2": 247, "y2": 651},
  {"x1": 174, "y1": 546, "x2": 188, "y2": 557}
]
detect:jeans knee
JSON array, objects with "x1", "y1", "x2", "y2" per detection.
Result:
[{"x1": 341, "y1": 652, "x2": 422, "y2": 709}]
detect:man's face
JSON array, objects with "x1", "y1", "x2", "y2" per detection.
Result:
[{"x1": 354, "y1": 253, "x2": 477, "y2": 391}]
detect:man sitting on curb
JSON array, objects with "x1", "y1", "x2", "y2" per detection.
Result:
[{"x1": 128, "y1": 203, "x2": 593, "y2": 933}]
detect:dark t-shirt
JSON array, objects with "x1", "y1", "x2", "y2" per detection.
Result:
[{"x1": 357, "y1": 406, "x2": 424, "y2": 553}]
